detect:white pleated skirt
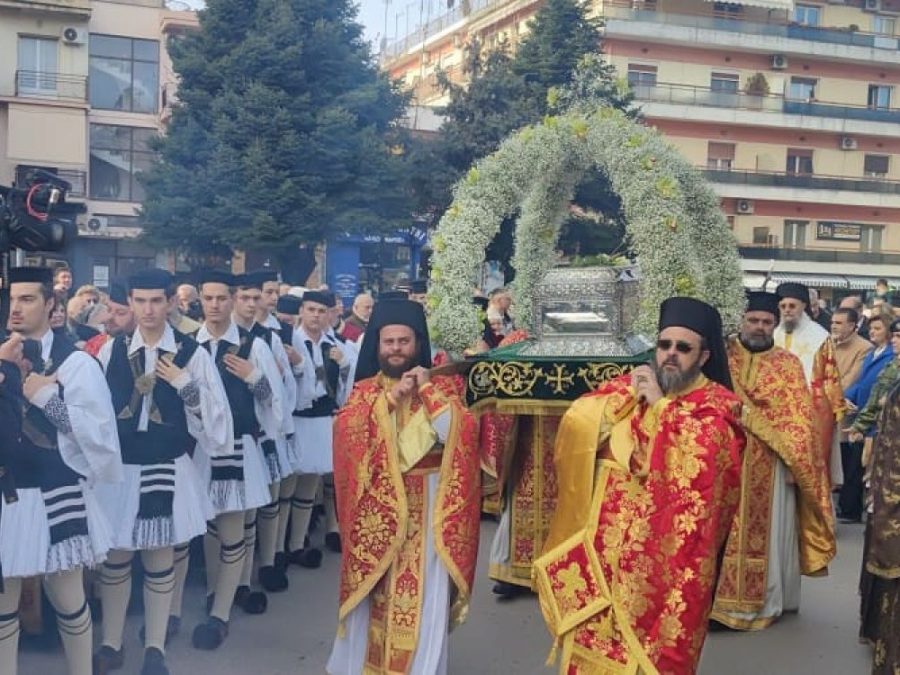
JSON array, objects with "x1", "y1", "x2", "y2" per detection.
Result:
[
  {"x1": 194, "y1": 434, "x2": 272, "y2": 515},
  {"x1": 278, "y1": 435, "x2": 302, "y2": 477},
  {"x1": 292, "y1": 416, "x2": 334, "y2": 475},
  {"x1": 93, "y1": 454, "x2": 215, "y2": 551},
  {"x1": 0, "y1": 484, "x2": 112, "y2": 578}
]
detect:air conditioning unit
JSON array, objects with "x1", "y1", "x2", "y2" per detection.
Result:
[
  {"x1": 736, "y1": 199, "x2": 755, "y2": 214},
  {"x1": 766, "y1": 234, "x2": 779, "y2": 246},
  {"x1": 85, "y1": 216, "x2": 108, "y2": 234},
  {"x1": 865, "y1": 0, "x2": 880, "y2": 11},
  {"x1": 840, "y1": 135, "x2": 858, "y2": 150},
  {"x1": 771, "y1": 54, "x2": 788, "y2": 70},
  {"x1": 61, "y1": 26, "x2": 87, "y2": 45}
]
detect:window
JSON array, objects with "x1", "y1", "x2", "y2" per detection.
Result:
[
  {"x1": 786, "y1": 148, "x2": 813, "y2": 175},
  {"x1": 17, "y1": 37, "x2": 58, "y2": 96},
  {"x1": 627, "y1": 64, "x2": 657, "y2": 88},
  {"x1": 788, "y1": 77, "x2": 817, "y2": 100},
  {"x1": 865, "y1": 154, "x2": 890, "y2": 177},
  {"x1": 783, "y1": 220, "x2": 808, "y2": 249},
  {"x1": 752, "y1": 227, "x2": 771, "y2": 245},
  {"x1": 861, "y1": 226, "x2": 883, "y2": 252},
  {"x1": 707, "y1": 142, "x2": 735, "y2": 170},
  {"x1": 89, "y1": 124, "x2": 156, "y2": 202},
  {"x1": 868, "y1": 84, "x2": 892, "y2": 110},
  {"x1": 89, "y1": 35, "x2": 159, "y2": 113},
  {"x1": 710, "y1": 72, "x2": 739, "y2": 94},
  {"x1": 713, "y1": 2, "x2": 743, "y2": 15},
  {"x1": 793, "y1": 4, "x2": 821, "y2": 26},
  {"x1": 726, "y1": 215, "x2": 735, "y2": 230},
  {"x1": 874, "y1": 16, "x2": 895, "y2": 36}
]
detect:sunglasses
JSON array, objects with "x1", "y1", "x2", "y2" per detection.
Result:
[{"x1": 656, "y1": 339, "x2": 696, "y2": 354}]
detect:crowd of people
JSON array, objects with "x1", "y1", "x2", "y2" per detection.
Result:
[{"x1": 0, "y1": 264, "x2": 898, "y2": 675}]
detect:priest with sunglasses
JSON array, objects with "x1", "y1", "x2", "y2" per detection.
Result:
[
  {"x1": 711, "y1": 292, "x2": 835, "y2": 632},
  {"x1": 534, "y1": 297, "x2": 746, "y2": 675}
]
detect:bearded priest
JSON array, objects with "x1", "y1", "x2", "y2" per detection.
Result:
[
  {"x1": 327, "y1": 298, "x2": 481, "y2": 675},
  {"x1": 534, "y1": 297, "x2": 746, "y2": 675},
  {"x1": 711, "y1": 292, "x2": 836, "y2": 631}
]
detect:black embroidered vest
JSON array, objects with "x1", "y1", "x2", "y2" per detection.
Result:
[
  {"x1": 205, "y1": 326, "x2": 260, "y2": 438},
  {"x1": 107, "y1": 329, "x2": 198, "y2": 464}
]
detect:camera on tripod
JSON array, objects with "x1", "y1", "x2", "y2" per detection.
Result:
[{"x1": 0, "y1": 169, "x2": 84, "y2": 253}]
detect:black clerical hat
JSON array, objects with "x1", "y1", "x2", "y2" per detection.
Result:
[
  {"x1": 658, "y1": 296, "x2": 732, "y2": 390},
  {"x1": 409, "y1": 279, "x2": 428, "y2": 294},
  {"x1": 776, "y1": 282, "x2": 809, "y2": 306},
  {"x1": 379, "y1": 290, "x2": 409, "y2": 301},
  {"x1": 354, "y1": 299, "x2": 432, "y2": 381},
  {"x1": 746, "y1": 291, "x2": 780, "y2": 320}
]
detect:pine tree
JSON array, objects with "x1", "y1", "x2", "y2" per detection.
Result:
[{"x1": 141, "y1": 0, "x2": 411, "y2": 273}]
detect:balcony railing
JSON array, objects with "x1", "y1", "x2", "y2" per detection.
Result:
[
  {"x1": 702, "y1": 168, "x2": 900, "y2": 195},
  {"x1": 602, "y1": 2, "x2": 900, "y2": 52},
  {"x1": 13, "y1": 71, "x2": 87, "y2": 102},
  {"x1": 15, "y1": 166, "x2": 87, "y2": 198},
  {"x1": 739, "y1": 246, "x2": 900, "y2": 266},
  {"x1": 632, "y1": 82, "x2": 900, "y2": 124}
]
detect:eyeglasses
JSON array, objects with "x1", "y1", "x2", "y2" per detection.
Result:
[{"x1": 656, "y1": 339, "x2": 696, "y2": 354}]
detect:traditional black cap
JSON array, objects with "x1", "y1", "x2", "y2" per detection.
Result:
[
  {"x1": 355, "y1": 299, "x2": 432, "y2": 381},
  {"x1": 776, "y1": 282, "x2": 809, "y2": 306},
  {"x1": 196, "y1": 269, "x2": 234, "y2": 287},
  {"x1": 472, "y1": 296, "x2": 489, "y2": 311},
  {"x1": 8, "y1": 267, "x2": 53, "y2": 286},
  {"x1": 129, "y1": 268, "x2": 174, "y2": 290},
  {"x1": 379, "y1": 290, "x2": 409, "y2": 301},
  {"x1": 250, "y1": 269, "x2": 279, "y2": 284},
  {"x1": 658, "y1": 296, "x2": 732, "y2": 390},
  {"x1": 746, "y1": 291, "x2": 780, "y2": 320},
  {"x1": 301, "y1": 290, "x2": 335, "y2": 308},
  {"x1": 409, "y1": 279, "x2": 428, "y2": 294},
  {"x1": 234, "y1": 273, "x2": 263, "y2": 290},
  {"x1": 276, "y1": 295, "x2": 301, "y2": 316},
  {"x1": 108, "y1": 279, "x2": 129, "y2": 306}
]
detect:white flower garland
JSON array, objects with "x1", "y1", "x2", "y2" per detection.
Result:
[{"x1": 428, "y1": 108, "x2": 745, "y2": 352}]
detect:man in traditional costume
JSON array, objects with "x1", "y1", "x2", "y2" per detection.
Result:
[
  {"x1": 0, "y1": 267, "x2": 122, "y2": 675},
  {"x1": 327, "y1": 297, "x2": 480, "y2": 674},
  {"x1": 248, "y1": 270, "x2": 301, "y2": 592},
  {"x1": 534, "y1": 297, "x2": 745, "y2": 675},
  {"x1": 94, "y1": 268, "x2": 226, "y2": 675},
  {"x1": 191, "y1": 270, "x2": 282, "y2": 649},
  {"x1": 711, "y1": 292, "x2": 836, "y2": 631},
  {"x1": 287, "y1": 290, "x2": 352, "y2": 567},
  {"x1": 774, "y1": 282, "x2": 845, "y2": 483}
]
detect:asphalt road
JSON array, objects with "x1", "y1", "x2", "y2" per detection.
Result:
[{"x1": 20, "y1": 519, "x2": 871, "y2": 674}]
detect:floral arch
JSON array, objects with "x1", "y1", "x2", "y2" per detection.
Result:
[{"x1": 427, "y1": 107, "x2": 746, "y2": 352}]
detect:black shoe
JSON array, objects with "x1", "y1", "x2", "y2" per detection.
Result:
[
  {"x1": 140, "y1": 647, "x2": 169, "y2": 675},
  {"x1": 325, "y1": 532, "x2": 342, "y2": 553},
  {"x1": 234, "y1": 586, "x2": 268, "y2": 615},
  {"x1": 839, "y1": 515, "x2": 863, "y2": 524},
  {"x1": 273, "y1": 551, "x2": 287, "y2": 572},
  {"x1": 140, "y1": 616, "x2": 181, "y2": 646},
  {"x1": 287, "y1": 547, "x2": 322, "y2": 569},
  {"x1": 93, "y1": 645, "x2": 125, "y2": 675},
  {"x1": 492, "y1": 581, "x2": 526, "y2": 599},
  {"x1": 259, "y1": 565, "x2": 289, "y2": 592},
  {"x1": 191, "y1": 617, "x2": 229, "y2": 650}
]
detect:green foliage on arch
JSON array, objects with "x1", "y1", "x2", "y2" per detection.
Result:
[{"x1": 428, "y1": 107, "x2": 745, "y2": 352}]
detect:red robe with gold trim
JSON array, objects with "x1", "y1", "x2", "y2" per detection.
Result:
[
  {"x1": 535, "y1": 374, "x2": 745, "y2": 675},
  {"x1": 333, "y1": 374, "x2": 481, "y2": 673}
]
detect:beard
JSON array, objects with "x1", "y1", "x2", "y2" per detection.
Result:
[
  {"x1": 740, "y1": 332, "x2": 774, "y2": 352},
  {"x1": 781, "y1": 316, "x2": 799, "y2": 333},
  {"x1": 652, "y1": 357, "x2": 704, "y2": 395},
  {"x1": 378, "y1": 353, "x2": 417, "y2": 379}
]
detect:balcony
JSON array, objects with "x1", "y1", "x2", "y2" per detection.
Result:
[
  {"x1": 0, "y1": 0, "x2": 91, "y2": 17},
  {"x1": 602, "y1": 2, "x2": 900, "y2": 64},
  {"x1": 12, "y1": 71, "x2": 88, "y2": 103},
  {"x1": 739, "y1": 246, "x2": 900, "y2": 266},
  {"x1": 703, "y1": 168, "x2": 900, "y2": 195},
  {"x1": 15, "y1": 166, "x2": 87, "y2": 199}
]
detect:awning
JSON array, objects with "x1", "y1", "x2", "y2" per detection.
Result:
[
  {"x1": 845, "y1": 275, "x2": 900, "y2": 290},
  {"x1": 742, "y1": 272, "x2": 769, "y2": 290},
  {"x1": 702, "y1": 0, "x2": 792, "y2": 10},
  {"x1": 768, "y1": 273, "x2": 849, "y2": 289}
]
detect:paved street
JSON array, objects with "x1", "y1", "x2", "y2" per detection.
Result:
[{"x1": 21, "y1": 519, "x2": 871, "y2": 674}]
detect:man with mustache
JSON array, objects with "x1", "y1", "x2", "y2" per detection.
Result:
[
  {"x1": 534, "y1": 297, "x2": 745, "y2": 675},
  {"x1": 711, "y1": 292, "x2": 835, "y2": 631}
]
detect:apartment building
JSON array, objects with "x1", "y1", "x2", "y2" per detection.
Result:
[
  {"x1": 383, "y1": 0, "x2": 900, "y2": 298},
  {"x1": 0, "y1": 0, "x2": 197, "y2": 287}
]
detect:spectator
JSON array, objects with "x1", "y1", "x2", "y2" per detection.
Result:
[
  {"x1": 340, "y1": 293, "x2": 374, "y2": 342},
  {"x1": 53, "y1": 266, "x2": 73, "y2": 295},
  {"x1": 488, "y1": 287, "x2": 514, "y2": 335},
  {"x1": 73, "y1": 284, "x2": 100, "y2": 307},
  {"x1": 875, "y1": 278, "x2": 894, "y2": 305},
  {"x1": 809, "y1": 288, "x2": 832, "y2": 331},
  {"x1": 841, "y1": 295, "x2": 869, "y2": 340},
  {"x1": 176, "y1": 283, "x2": 203, "y2": 321},
  {"x1": 832, "y1": 308, "x2": 874, "y2": 523},
  {"x1": 49, "y1": 290, "x2": 69, "y2": 334}
]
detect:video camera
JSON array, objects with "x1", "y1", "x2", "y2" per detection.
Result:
[{"x1": 0, "y1": 169, "x2": 84, "y2": 253}]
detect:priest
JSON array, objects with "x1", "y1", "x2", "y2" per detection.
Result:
[
  {"x1": 534, "y1": 297, "x2": 746, "y2": 674},
  {"x1": 711, "y1": 292, "x2": 836, "y2": 631},
  {"x1": 327, "y1": 298, "x2": 481, "y2": 674}
]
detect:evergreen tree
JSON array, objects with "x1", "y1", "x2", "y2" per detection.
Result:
[{"x1": 141, "y1": 0, "x2": 411, "y2": 273}]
